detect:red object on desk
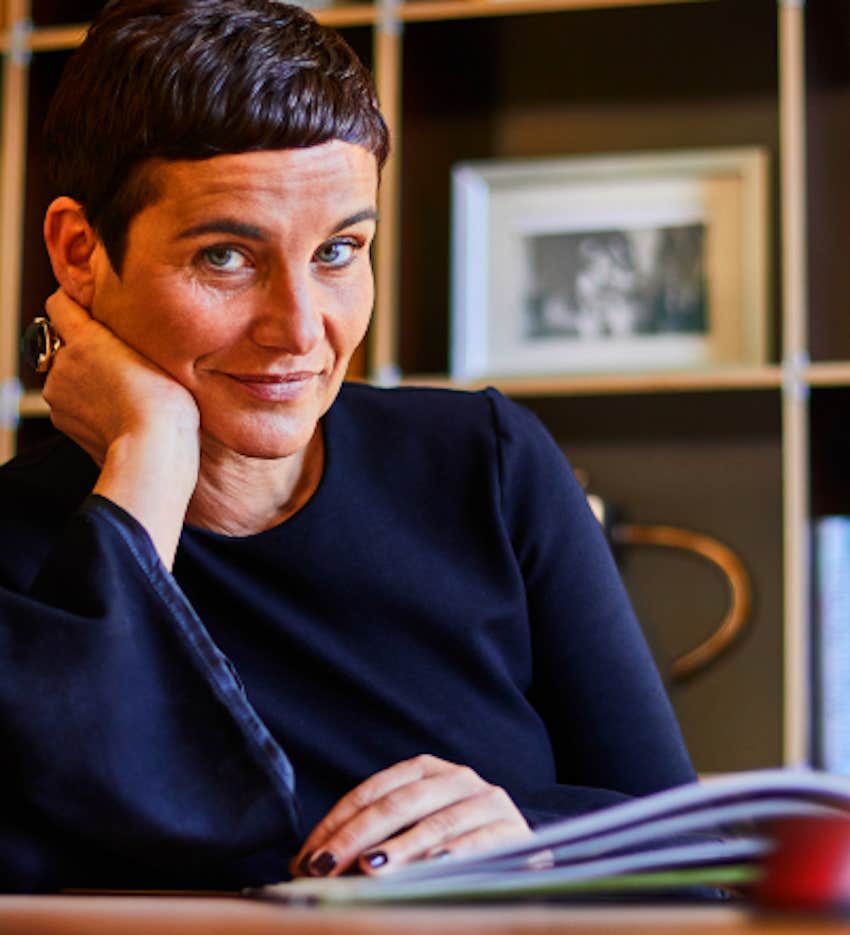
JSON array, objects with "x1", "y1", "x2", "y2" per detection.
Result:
[{"x1": 757, "y1": 816, "x2": 850, "y2": 912}]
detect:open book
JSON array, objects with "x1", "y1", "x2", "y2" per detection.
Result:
[{"x1": 259, "y1": 768, "x2": 850, "y2": 905}]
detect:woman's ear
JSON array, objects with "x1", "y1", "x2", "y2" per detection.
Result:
[{"x1": 43, "y1": 197, "x2": 102, "y2": 310}]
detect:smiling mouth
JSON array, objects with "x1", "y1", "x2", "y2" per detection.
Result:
[
  {"x1": 227, "y1": 372, "x2": 317, "y2": 383},
  {"x1": 222, "y1": 371, "x2": 319, "y2": 400}
]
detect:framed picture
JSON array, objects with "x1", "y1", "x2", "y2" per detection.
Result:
[{"x1": 450, "y1": 148, "x2": 769, "y2": 380}]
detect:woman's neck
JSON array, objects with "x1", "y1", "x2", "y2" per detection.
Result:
[{"x1": 185, "y1": 429, "x2": 324, "y2": 537}]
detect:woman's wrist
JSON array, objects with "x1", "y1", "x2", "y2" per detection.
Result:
[{"x1": 93, "y1": 424, "x2": 200, "y2": 570}]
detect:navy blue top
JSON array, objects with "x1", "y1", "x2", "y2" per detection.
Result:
[{"x1": 0, "y1": 384, "x2": 695, "y2": 892}]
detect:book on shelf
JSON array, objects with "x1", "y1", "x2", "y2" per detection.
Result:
[
  {"x1": 257, "y1": 768, "x2": 850, "y2": 906},
  {"x1": 814, "y1": 515, "x2": 850, "y2": 776}
]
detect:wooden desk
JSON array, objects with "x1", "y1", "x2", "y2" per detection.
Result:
[{"x1": 0, "y1": 897, "x2": 849, "y2": 935}]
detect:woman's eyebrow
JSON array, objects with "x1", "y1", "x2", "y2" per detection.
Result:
[
  {"x1": 176, "y1": 219, "x2": 267, "y2": 241},
  {"x1": 331, "y1": 208, "x2": 379, "y2": 232},
  {"x1": 176, "y1": 208, "x2": 378, "y2": 242}
]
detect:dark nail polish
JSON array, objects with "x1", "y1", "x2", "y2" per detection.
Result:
[
  {"x1": 297, "y1": 850, "x2": 314, "y2": 877},
  {"x1": 309, "y1": 851, "x2": 337, "y2": 877},
  {"x1": 363, "y1": 850, "x2": 388, "y2": 869}
]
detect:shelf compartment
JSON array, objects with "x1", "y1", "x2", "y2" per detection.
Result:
[
  {"x1": 29, "y1": 0, "x2": 102, "y2": 27},
  {"x1": 810, "y1": 386, "x2": 850, "y2": 518},
  {"x1": 806, "y1": 3, "x2": 850, "y2": 363},
  {"x1": 396, "y1": 0, "x2": 781, "y2": 377}
]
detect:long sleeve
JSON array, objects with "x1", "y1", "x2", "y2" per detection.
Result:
[
  {"x1": 0, "y1": 492, "x2": 299, "y2": 892},
  {"x1": 486, "y1": 389, "x2": 696, "y2": 827}
]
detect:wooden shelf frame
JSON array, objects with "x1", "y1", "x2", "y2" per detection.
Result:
[
  {"x1": 394, "y1": 0, "x2": 709, "y2": 23},
  {"x1": 778, "y1": 0, "x2": 810, "y2": 768},
  {"x1": 0, "y1": 0, "x2": 30, "y2": 464}
]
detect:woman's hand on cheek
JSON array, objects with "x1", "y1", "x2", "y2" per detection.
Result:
[
  {"x1": 290, "y1": 754, "x2": 532, "y2": 879},
  {"x1": 42, "y1": 288, "x2": 199, "y2": 465},
  {"x1": 42, "y1": 288, "x2": 201, "y2": 570}
]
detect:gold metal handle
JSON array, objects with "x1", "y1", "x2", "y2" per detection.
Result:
[{"x1": 610, "y1": 523, "x2": 753, "y2": 682}]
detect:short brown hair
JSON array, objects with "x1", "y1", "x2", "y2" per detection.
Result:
[{"x1": 44, "y1": 0, "x2": 389, "y2": 271}]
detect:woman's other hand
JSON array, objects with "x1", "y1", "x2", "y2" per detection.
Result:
[
  {"x1": 43, "y1": 288, "x2": 201, "y2": 569},
  {"x1": 290, "y1": 754, "x2": 532, "y2": 878}
]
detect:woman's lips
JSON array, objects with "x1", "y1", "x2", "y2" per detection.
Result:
[{"x1": 222, "y1": 371, "x2": 319, "y2": 401}]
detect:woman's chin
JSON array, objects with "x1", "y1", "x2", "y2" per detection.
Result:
[{"x1": 200, "y1": 423, "x2": 318, "y2": 462}]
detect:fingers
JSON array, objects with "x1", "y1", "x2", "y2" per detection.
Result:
[
  {"x1": 358, "y1": 789, "x2": 533, "y2": 874},
  {"x1": 293, "y1": 754, "x2": 457, "y2": 876},
  {"x1": 44, "y1": 288, "x2": 96, "y2": 343},
  {"x1": 40, "y1": 287, "x2": 199, "y2": 467},
  {"x1": 291, "y1": 755, "x2": 531, "y2": 879}
]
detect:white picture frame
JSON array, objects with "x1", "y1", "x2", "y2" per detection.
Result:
[{"x1": 450, "y1": 148, "x2": 769, "y2": 381}]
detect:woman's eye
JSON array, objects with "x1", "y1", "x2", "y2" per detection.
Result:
[
  {"x1": 200, "y1": 246, "x2": 248, "y2": 271},
  {"x1": 314, "y1": 239, "x2": 358, "y2": 268}
]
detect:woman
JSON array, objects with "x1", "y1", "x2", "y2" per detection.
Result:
[{"x1": 0, "y1": 0, "x2": 696, "y2": 893}]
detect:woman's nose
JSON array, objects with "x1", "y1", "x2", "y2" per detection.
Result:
[{"x1": 250, "y1": 274, "x2": 323, "y2": 355}]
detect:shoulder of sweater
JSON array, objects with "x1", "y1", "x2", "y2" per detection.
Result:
[{"x1": 336, "y1": 381, "x2": 534, "y2": 439}]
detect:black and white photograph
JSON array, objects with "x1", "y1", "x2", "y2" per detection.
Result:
[
  {"x1": 450, "y1": 149, "x2": 768, "y2": 380},
  {"x1": 523, "y1": 224, "x2": 707, "y2": 343}
]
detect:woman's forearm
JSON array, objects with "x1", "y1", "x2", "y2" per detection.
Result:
[{"x1": 93, "y1": 424, "x2": 199, "y2": 570}]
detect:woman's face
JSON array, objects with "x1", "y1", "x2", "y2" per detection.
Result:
[{"x1": 90, "y1": 141, "x2": 378, "y2": 460}]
